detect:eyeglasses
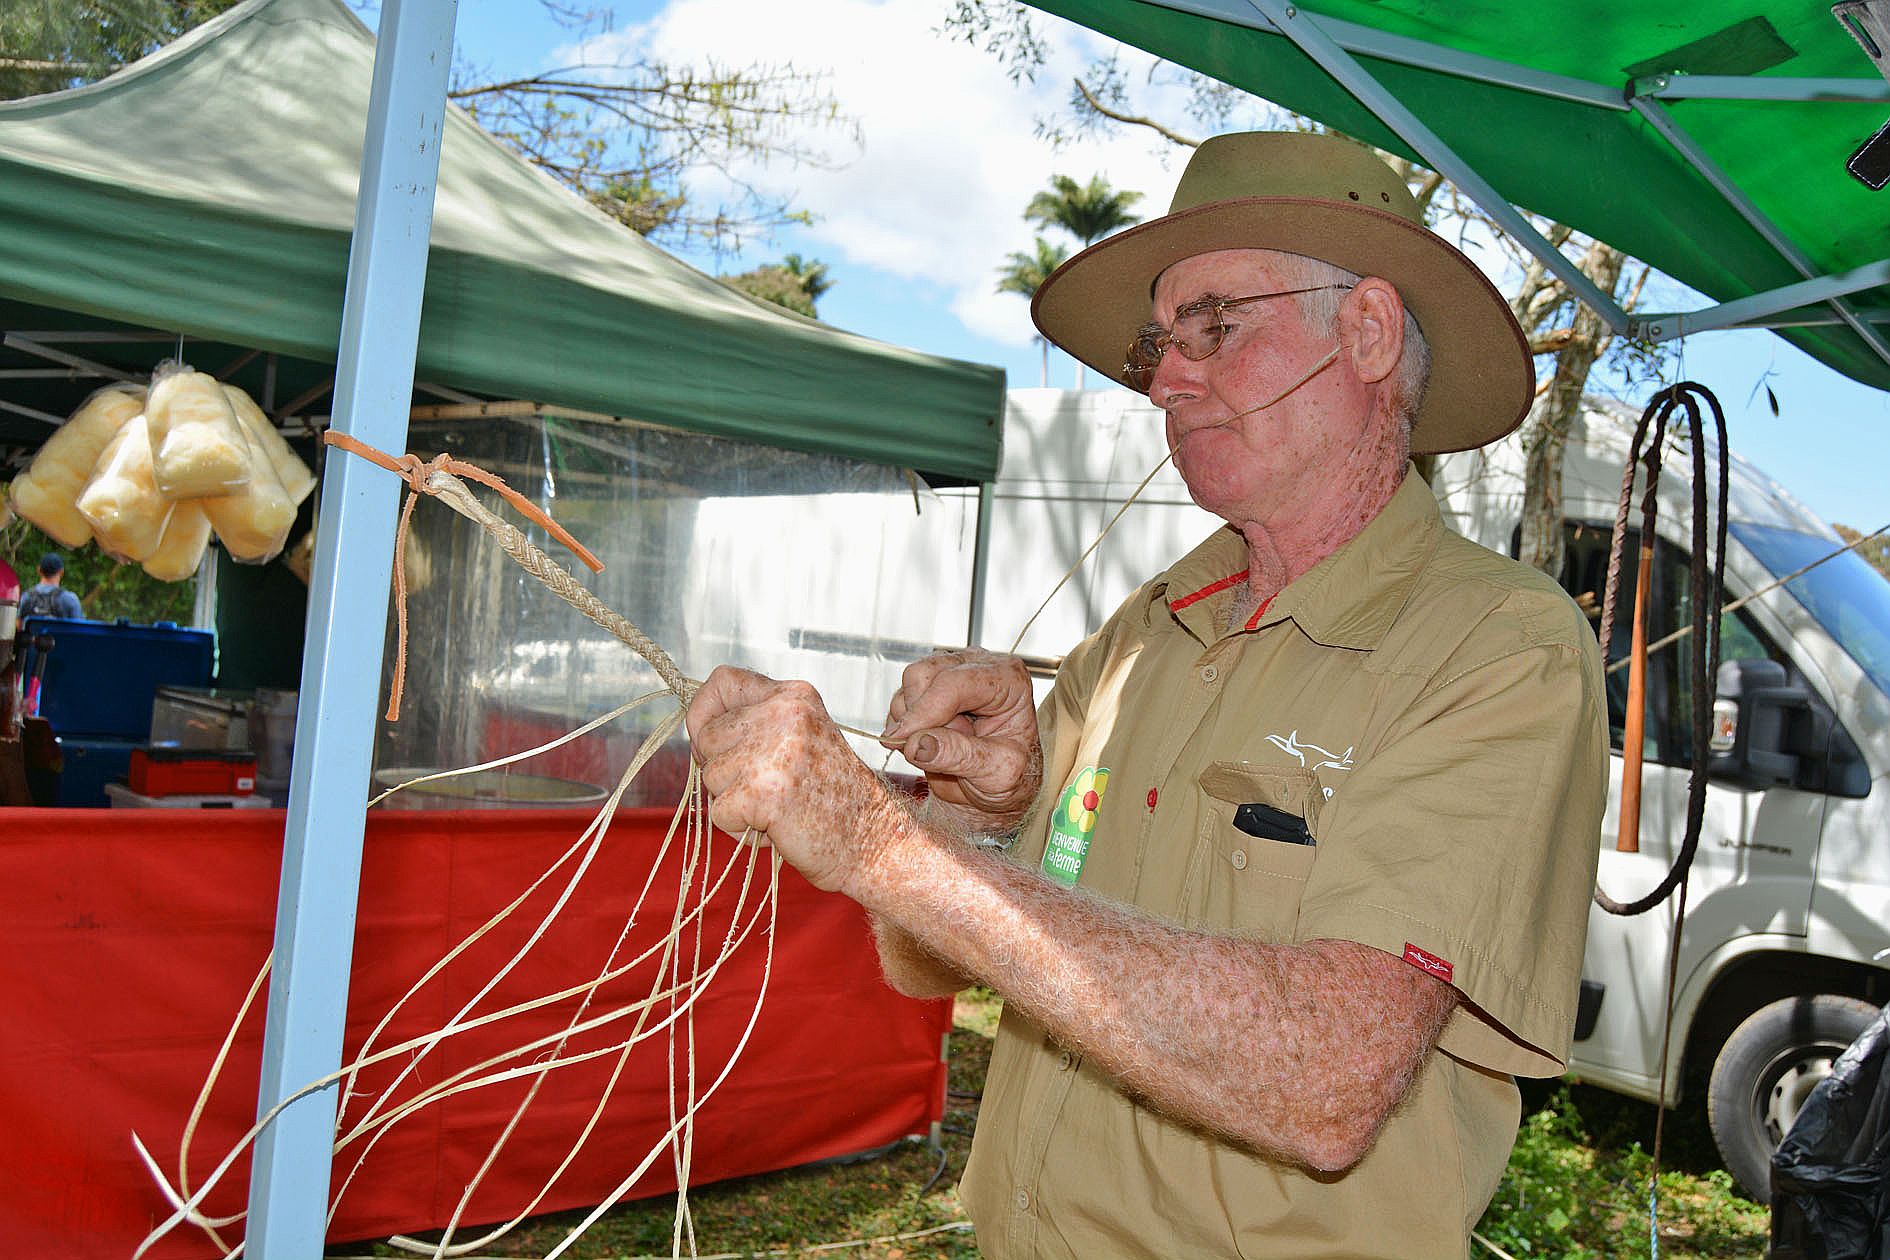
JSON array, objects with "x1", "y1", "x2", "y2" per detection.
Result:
[{"x1": 1122, "y1": 284, "x2": 1354, "y2": 393}]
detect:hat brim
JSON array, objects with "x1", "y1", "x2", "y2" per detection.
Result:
[{"x1": 1030, "y1": 197, "x2": 1534, "y2": 455}]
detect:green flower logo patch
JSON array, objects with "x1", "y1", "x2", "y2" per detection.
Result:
[{"x1": 1042, "y1": 766, "x2": 1109, "y2": 887}]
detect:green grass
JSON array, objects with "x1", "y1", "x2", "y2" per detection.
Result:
[{"x1": 349, "y1": 989, "x2": 1769, "y2": 1259}]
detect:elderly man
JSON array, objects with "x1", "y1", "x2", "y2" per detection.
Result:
[{"x1": 687, "y1": 132, "x2": 1607, "y2": 1259}]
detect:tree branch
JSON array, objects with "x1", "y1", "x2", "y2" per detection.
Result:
[
  {"x1": 0, "y1": 57, "x2": 110, "y2": 74},
  {"x1": 1073, "y1": 77, "x2": 1200, "y2": 148}
]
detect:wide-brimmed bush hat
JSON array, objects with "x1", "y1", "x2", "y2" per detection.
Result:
[{"x1": 1031, "y1": 131, "x2": 1533, "y2": 455}]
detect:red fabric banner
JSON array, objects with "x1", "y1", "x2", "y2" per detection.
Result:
[{"x1": 0, "y1": 806, "x2": 950, "y2": 1257}]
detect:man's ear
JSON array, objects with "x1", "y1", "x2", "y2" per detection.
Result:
[{"x1": 1339, "y1": 278, "x2": 1405, "y2": 385}]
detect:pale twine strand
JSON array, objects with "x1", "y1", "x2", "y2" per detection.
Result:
[
  {"x1": 134, "y1": 834, "x2": 779, "y2": 1260},
  {"x1": 331, "y1": 713, "x2": 694, "y2": 1247},
  {"x1": 401, "y1": 771, "x2": 757, "y2": 1260},
  {"x1": 141, "y1": 724, "x2": 751, "y2": 1253},
  {"x1": 142, "y1": 449, "x2": 829, "y2": 1259}
]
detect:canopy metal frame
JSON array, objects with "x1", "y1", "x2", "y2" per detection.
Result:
[
  {"x1": 243, "y1": 0, "x2": 458, "y2": 1254},
  {"x1": 1140, "y1": 0, "x2": 1890, "y2": 370}
]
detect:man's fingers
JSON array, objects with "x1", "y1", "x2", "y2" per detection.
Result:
[
  {"x1": 901, "y1": 725, "x2": 1030, "y2": 794},
  {"x1": 883, "y1": 654, "x2": 1030, "y2": 741},
  {"x1": 685, "y1": 664, "x2": 774, "y2": 746}
]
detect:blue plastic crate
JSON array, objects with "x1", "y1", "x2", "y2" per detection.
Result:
[
  {"x1": 20, "y1": 617, "x2": 215, "y2": 740},
  {"x1": 55, "y1": 735, "x2": 140, "y2": 807}
]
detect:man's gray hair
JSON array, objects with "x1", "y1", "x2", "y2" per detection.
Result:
[{"x1": 1271, "y1": 253, "x2": 1432, "y2": 438}]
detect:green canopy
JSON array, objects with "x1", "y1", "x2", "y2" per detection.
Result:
[
  {"x1": 0, "y1": 0, "x2": 1005, "y2": 482},
  {"x1": 1027, "y1": 0, "x2": 1890, "y2": 392}
]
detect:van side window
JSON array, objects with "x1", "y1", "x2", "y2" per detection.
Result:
[{"x1": 1550, "y1": 522, "x2": 1785, "y2": 768}]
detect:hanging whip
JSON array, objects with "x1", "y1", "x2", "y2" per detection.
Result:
[{"x1": 1592, "y1": 382, "x2": 1729, "y2": 917}]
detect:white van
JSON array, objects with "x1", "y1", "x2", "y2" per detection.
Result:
[{"x1": 983, "y1": 388, "x2": 1890, "y2": 1198}]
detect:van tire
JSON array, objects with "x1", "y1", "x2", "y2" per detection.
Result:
[{"x1": 1706, "y1": 994, "x2": 1878, "y2": 1200}]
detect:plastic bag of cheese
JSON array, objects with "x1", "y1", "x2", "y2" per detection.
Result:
[
  {"x1": 222, "y1": 386, "x2": 316, "y2": 506},
  {"x1": 142, "y1": 501, "x2": 213, "y2": 581},
  {"x1": 76, "y1": 414, "x2": 172, "y2": 562},
  {"x1": 203, "y1": 411, "x2": 296, "y2": 564},
  {"x1": 7, "y1": 382, "x2": 146, "y2": 547},
  {"x1": 145, "y1": 362, "x2": 251, "y2": 499}
]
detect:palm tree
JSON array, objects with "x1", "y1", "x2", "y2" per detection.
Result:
[
  {"x1": 996, "y1": 236, "x2": 1070, "y2": 386},
  {"x1": 1022, "y1": 174, "x2": 1142, "y2": 386},
  {"x1": 722, "y1": 253, "x2": 835, "y2": 318},
  {"x1": 1024, "y1": 174, "x2": 1144, "y2": 248},
  {"x1": 780, "y1": 253, "x2": 834, "y2": 309}
]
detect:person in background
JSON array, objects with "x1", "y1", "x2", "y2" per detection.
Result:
[{"x1": 19, "y1": 553, "x2": 83, "y2": 622}]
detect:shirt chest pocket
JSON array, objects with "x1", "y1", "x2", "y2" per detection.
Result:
[{"x1": 1179, "y1": 763, "x2": 1322, "y2": 941}]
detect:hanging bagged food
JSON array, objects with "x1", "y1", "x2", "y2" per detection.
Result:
[
  {"x1": 76, "y1": 414, "x2": 172, "y2": 562},
  {"x1": 223, "y1": 385, "x2": 316, "y2": 507},
  {"x1": 142, "y1": 501, "x2": 213, "y2": 582},
  {"x1": 6, "y1": 382, "x2": 146, "y2": 547},
  {"x1": 144, "y1": 362, "x2": 252, "y2": 499},
  {"x1": 202, "y1": 412, "x2": 296, "y2": 564}
]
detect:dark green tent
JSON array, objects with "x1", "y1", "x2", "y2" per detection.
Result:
[{"x1": 0, "y1": 0, "x2": 1005, "y2": 482}]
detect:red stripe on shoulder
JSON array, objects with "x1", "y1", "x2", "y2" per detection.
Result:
[{"x1": 1168, "y1": 569, "x2": 1249, "y2": 613}]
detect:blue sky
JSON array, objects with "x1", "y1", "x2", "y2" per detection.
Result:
[{"x1": 415, "y1": 0, "x2": 1890, "y2": 531}]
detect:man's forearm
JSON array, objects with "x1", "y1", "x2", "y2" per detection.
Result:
[
  {"x1": 849, "y1": 807, "x2": 1455, "y2": 1172},
  {"x1": 868, "y1": 914, "x2": 970, "y2": 998},
  {"x1": 864, "y1": 796, "x2": 1014, "y2": 997}
]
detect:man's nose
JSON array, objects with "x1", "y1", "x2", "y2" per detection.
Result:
[{"x1": 1147, "y1": 344, "x2": 1204, "y2": 408}]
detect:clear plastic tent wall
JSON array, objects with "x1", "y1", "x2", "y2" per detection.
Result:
[{"x1": 373, "y1": 414, "x2": 978, "y2": 807}]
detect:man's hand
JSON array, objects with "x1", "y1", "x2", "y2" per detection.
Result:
[
  {"x1": 881, "y1": 649, "x2": 1040, "y2": 831},
  {"x1": 685, "y1": 665, "x2": 898, "y2": 897}
]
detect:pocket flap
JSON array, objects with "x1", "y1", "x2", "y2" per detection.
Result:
[{"x1": 1196, "y1": 762, "x2": 1322, "y2": 835}]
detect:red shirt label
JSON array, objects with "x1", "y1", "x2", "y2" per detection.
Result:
[{"x1": 1402, "y1": 943, "x2": 1454, "y2": 983}]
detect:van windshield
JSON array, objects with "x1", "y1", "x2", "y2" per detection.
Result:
[{"x1": 1730, "y1": 523, "x2": 1890, "y2": 699}]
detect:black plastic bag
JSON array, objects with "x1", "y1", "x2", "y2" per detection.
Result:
[{"x1": 1770, "y1": 1003, "x2": 1890, "y2": 1259}]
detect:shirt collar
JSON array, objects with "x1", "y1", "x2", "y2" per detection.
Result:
[{"x1": 1148, "y1": 469, "x2": 1442, "y2": 651}]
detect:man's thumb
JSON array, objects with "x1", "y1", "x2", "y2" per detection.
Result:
[{"x1": 905, "y1": 728, "x2": 966, "y2": 773}]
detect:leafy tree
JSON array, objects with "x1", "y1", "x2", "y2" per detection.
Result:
[
  {"x1": 996, "y1": 236, "x2": 1070, "y2": 386},
  {"x1": 2, "y1": 493, "x2": 194, "y2": 625},
  {"x1": 2, "y1": 2, "x2": 858, "y2": 255},
  {"x1": 1834, "y1": 523, "x2": 1890, "y2": 584},
  {"x1": 0, "y1": 0, "x2": 245, "y2": 98},
  {"x1": 722, "y1": 253, "x2": 833, "y2": 318},
  {"x1": 448, "y1": 3, "x2": 859, "y2": 252}
]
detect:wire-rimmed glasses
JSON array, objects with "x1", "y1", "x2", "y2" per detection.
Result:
[{"x1": 1122, "y1": 284, "x2": 1354, "y2": 392}]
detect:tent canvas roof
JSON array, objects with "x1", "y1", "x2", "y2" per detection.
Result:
[
  {"x1": 1029, "y1": 0, "x2": 1890, "y2": 395},
  {"x1": 0, "y1": 0, "x2": 1005, "y2": 482}
]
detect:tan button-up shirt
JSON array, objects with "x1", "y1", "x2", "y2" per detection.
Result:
[{"x1": 961, "y1": 472, "x2": 1608, "y2": 1259}]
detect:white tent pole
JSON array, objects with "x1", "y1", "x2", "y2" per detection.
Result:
[{"x1": 245, "y1": 0, "x2": 458, "y2": 1254}]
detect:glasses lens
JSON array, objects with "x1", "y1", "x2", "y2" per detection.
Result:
[
  {"x1": 1123, "y1": 327, "x2": 1166, "y2": 391},
  {"x1": 1171, "y1": 304, "x2": 1224, "y2": 361}
]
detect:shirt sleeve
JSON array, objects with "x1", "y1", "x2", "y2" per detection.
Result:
[{"x1": 1292, "y1": 638, "x2": 1608, "y2": 1078}]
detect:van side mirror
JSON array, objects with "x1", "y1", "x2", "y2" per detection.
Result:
[{"x1": 1709, "y1": 659, "x2": 1814, "y2": 787}]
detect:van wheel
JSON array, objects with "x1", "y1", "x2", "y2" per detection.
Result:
[{"x1": 1706, "y1": 994, "x2": 1878, "y2": 1200}]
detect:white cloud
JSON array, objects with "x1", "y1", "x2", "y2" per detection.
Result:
[{"x1": 563, "y1": 1, "x2": 1200, "y2": 348}]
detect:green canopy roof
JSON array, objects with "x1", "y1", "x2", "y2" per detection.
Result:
[
  {"x1": 1028, "y1": 0, "x2": 1890, "y2": 393},
  {"x1": 0, "y1": 0, "x2": 1005, "y2": 482}
]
